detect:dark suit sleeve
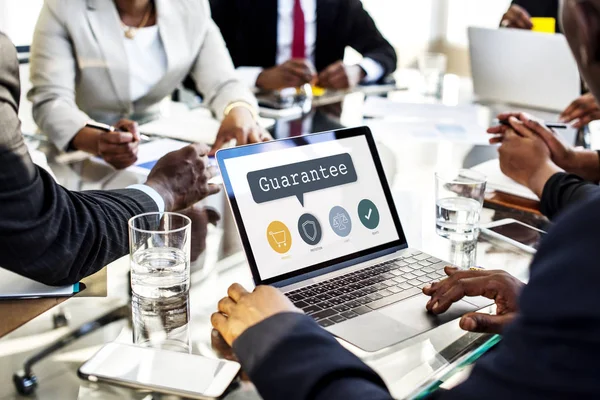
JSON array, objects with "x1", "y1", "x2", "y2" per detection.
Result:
[
  {"x1": 233, "y1": 313, "x2": 393, "y2": 400},
  {"x1": 0, "y1": 33, "x2": 157, "y2": 286},
  {"x1": 510, "y1": 0, "x2": 559, "y2": 19},
  {"x1": 345, "y1": 0, "x2": 397, "y2": 77},
  {"x1": 539, "y1": 172, "x2": 600, "y2": 220}
]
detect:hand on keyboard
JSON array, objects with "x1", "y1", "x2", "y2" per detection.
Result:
[{"x1": 423, "y1": 266, "x2": 524, "y2": 334}]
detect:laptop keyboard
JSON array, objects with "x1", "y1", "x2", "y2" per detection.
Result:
[{"x1": 284, "y1": 250, "x2": 448, "y2": 328}]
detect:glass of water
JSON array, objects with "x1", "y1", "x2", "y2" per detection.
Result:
[
  {"x1": 419, "y1": 52, "x2": 447, "y2": 99},
  {"x1": 435, "y1": 170, "x2": 486, "y2": 242},
  {"x1": 129, "y1": 212, "x2": 191, "y2": 299}
]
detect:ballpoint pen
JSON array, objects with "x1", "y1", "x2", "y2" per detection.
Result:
[{"x1": 85, "y1": 121, "x2": 152, "y2": 143}]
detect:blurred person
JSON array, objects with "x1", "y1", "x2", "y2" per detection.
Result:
[
  {"x1": 28, "y1": 0, "x2": 270, "y2": 170},
  {"x1": 209, "y1": 0, "x2": 397, "y2": 90},
  {"x1": 1, "y1": 32, "x2": 219, "y2": 286},
  {"x1": 500, "y1": 1, "x2": 600, "y2": 129},
  {"x1": 207, "y1": 2, "x2": 600, "y2": 398}
]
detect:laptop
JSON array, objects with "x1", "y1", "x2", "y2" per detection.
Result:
[
  {"x1": 468, "y1": 27, "x2": 580, "y2": 112},
  {"x1": 216, "y1": 127, "x2": 490, "y2": 352}
]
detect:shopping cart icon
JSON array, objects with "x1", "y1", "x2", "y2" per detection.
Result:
[{"x1": 269, "y1": 230, "x2": 287, "y2": 248}]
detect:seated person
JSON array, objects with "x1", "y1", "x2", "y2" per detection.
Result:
[
  {"x1": 501, "y1": 0, "x2": 600, "y2": 129},
  {"x1": 209, "y1": 0, "x2": 397, "y2": 90},
  {"x1": 208, "y1": 2, "x2": 600, "y2": 398},
  {"x1": 28, "y1": 0, "x2": 268, "y2": 170},
  {"x1": 1, "y1": 32, "x2": 217, "y2": 286},
  {"x1": 487, "y1": 112, "x2": 600, "y2": 219}
]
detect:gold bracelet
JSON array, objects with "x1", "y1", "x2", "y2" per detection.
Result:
[{"x1": 223, "y1": 101, "x2": 258, "y2": 120}]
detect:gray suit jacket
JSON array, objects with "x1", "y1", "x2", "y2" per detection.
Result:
[
  {"x1": 0, "y1": 32, "x2": 158, "y2": 286},
  {"x1": 28, "y1": 0, "x2": 256, "y2": 150}
]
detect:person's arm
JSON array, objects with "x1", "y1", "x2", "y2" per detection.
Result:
[
  {"x1": 189, "y1": 1, "x2": 257, "y2": 120},
  {"x1": 0, "y1": 35, "x2": 157, "y2": 285},
  {"x1": 233, "y1": 313, "x2": 392, "y2": 400},
  {"x1": 1, "y1": 33, "x2": 219, "y2": 286},
  {"x1": 345, "y1": 0, "x2": 397, "y2": 80},
  {"x1": 27, "y1": 1, "x2": 90, "y2": 151},
  {"x1": 539, "y1": 172, "x2": 600, "y2": 220}
]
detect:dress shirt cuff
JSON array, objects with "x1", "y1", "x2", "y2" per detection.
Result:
[
  {"x1": 127, "y1": 184, "x2": 165, "y2": 213},
  {"x1": 359, "y1": 58, "x2": 385, "y2": 84},
  {"x1": 236, "y1": 67, "x2": 264, "y2": 88}
]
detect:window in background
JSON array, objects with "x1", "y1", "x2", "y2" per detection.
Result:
[
  {"x1": 0, "y1": 0, "x2": 43, "y2": 46},
  {"x1": 446, "y1": 0, "x2": 511, "y2": 46}
]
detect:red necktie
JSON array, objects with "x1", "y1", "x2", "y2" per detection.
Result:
[{"x1": 291, "y1": 0, "x2": 305, "y2": 59}]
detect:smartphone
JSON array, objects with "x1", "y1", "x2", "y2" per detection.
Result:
[
  {"x1": 481, "y1": 218, "x2": 546, "y2": 254},
  {"x1": 78, "y1": 343, "x2": 240, "y2": 399}
]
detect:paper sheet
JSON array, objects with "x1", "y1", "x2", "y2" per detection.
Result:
[
  {"x1": 0, "y1": 268, "x2": 78, "y2": 298},
  {"x1": 363, "y1": 97, "x2": 481, "y2": 122},
  {"x1": 125, "y1": 139, "x2": 190, "y2": 176},
  {"x1": 366, "y1": 119, "x2": 491, "y2": 145},
  {"x1": 140, "y1": 107, "x2": 275, "y2": 143},
  {"x1": 471, "y1": 159, "x2": 538, "y2": 201}
]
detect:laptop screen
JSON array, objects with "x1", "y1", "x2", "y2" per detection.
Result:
[{"x1": 217, "y1": 127, "x2": 407, "y2": 285}]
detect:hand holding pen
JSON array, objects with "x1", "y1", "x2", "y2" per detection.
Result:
[{"x1": 85, "y1": 119, "x2": 140, "y2": 170}]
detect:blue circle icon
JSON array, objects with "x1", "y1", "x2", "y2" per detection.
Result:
[{"x1": 329, "y1": 206, "x2": 352, "y2": 237}]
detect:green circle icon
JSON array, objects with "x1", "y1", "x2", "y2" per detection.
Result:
[{"x1": 357, "y1": 199, "x2": 380, "y2": 230}]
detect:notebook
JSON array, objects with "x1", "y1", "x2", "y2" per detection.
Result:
[{"x1": 0, "y1": 268, "x2": 81, "y2": 299}]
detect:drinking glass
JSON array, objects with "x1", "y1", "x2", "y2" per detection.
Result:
[
  {"x1": 419, "y1": 52, "x2": 447, "y2": 99},
  {"x1": 435, "y1": 170, "x2": 487, "y2": 242},
  {"x1": 129, "y1": 212, "x2": 191, "y2": 299}
]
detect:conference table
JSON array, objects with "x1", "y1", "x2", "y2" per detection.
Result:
[{"x1": 0, "y1": 71, "x2": 548, "y2": 399}]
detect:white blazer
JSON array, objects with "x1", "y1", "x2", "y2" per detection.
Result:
[{"x1": 28, "y1": 0, "x2": 257, "y2": 150}]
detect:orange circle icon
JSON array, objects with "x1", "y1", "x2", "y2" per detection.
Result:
[{"x1": 267, "y1": 221, "x2": 292, "y2": 254}]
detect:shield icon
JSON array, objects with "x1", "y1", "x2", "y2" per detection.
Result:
[{"x1": 301, "y1": 220, "x2": 318, "y2": 242}]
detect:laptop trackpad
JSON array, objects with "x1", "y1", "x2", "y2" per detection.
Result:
[
  {"x1": 381, "y1": 293, "x2": 479, "y2": 331},
  {"x1": 328, "y1": 294, "x2": 479, "y2": 352}
]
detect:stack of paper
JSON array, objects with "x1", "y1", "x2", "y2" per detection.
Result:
[{"x1": 471, "y1": 159, "x2": 538, "y2": 201}]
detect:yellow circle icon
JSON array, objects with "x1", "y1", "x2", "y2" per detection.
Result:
[{"x1": 267, "y1": 221, "x2": 292, "y2": 254}]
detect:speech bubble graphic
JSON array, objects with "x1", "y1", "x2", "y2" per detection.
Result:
[{"x1": 247, "y1": 153, "x2": 357, "y2": 206}]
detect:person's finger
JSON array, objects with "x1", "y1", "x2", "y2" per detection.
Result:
[
  {"x1": 210, "y1": 312, "x2": 229, "y2": 335},
  {"x1": 574, "y1": 112, "x2": 600, "y2": 129},
  {"x1": 429, "y1": 276, "x2": 500, "y2": 314},
  {"x1": 209, "y1": 137, "x2": 228, "y2": 156},
  {"x1": 560, "y1": 98, "x2": 582, "y2": 121},
  {"x1": 563, "y1": 104, "x2": 591, "y2": 123},
  {"x1": 487, "y1": 125, "x2": 509, "y2": 134},
  {"x1": 507, "y1": 6, "x2": 533, "y2": 29},
  {"x1": 489, "y1": 136, "x2": 503, "y2": 145},
  {"x1": 206, "y1": 184, "x2": 221, "y2": 196},
  {"x1": 496, "y1": 111, "x2": 523, "y2": 121},
  {"x1": 246, "y1": 126, "x2": 262, "y2": 144},
  {"x1": 507, "y1": 116, "x2": 535, "y2": 138},
  {"x1": 459, "y1": 312, "x2": 516, "y2": 334},
  {"x1": 205, "y1": 208, "x2": 221, "y2": 226},
  {"x1": 260, "y1": 130, "x2": 273, "y2": 142},
  {"x1": 424, "y1": 268, "x2": 493, "y2": 305},
  {"x1": 101, "y1": 131, "x2": 135, "y2": 144},
  {"x1": 282, "y1": 70, "x2": 305, "y2": 87},
  {"x1": 284, "y1": 61, "x2": 314, "y2": 82},
  {"x1": 218, "y1": 296, "x2": 237, "y2": 316},
  {"x1": 521, "y1": 116, "x2": 560, "y2": 146},
  {"x1": 227, "y1": 283, "x2": 250, "y2": 302},
  {"x1": 115, "y1": 120, "x2": 140, "y2": 140}
]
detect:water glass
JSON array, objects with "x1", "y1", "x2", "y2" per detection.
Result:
[
  {"x1": 419, "y1": 52, "x2": 447, "y2": 99},
  {"x1": 129, "y1": 212, "x2": 191, "y2": 299},
  {"x1": 132, "y1": 292, "x2": 191, "y2": 353},
  {"x1": 435, "y1": 170, "x2": 486, "y2": 242}
]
